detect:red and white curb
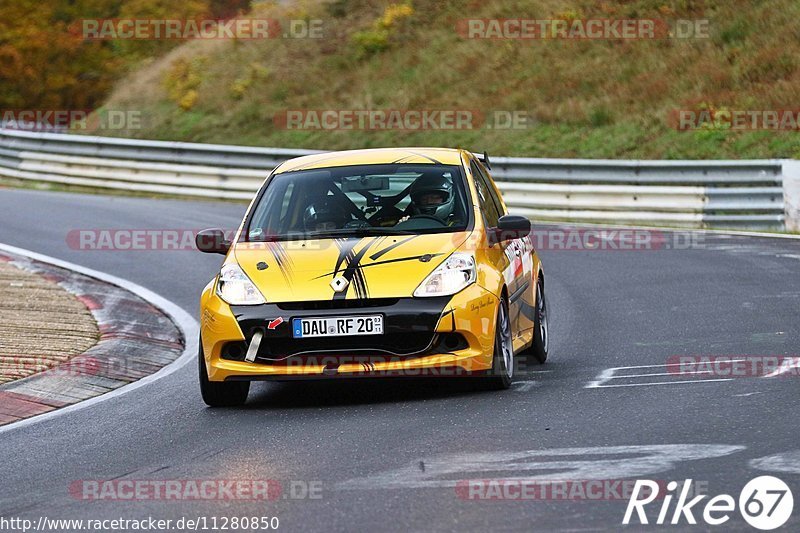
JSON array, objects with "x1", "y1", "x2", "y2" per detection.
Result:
[{"x1": 0, "y1": 243, "x2": 198, "y2": 432}]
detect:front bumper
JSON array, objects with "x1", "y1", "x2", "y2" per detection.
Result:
[{"x1": 200, "y1": 283, "x2": 498, "y2": 381}]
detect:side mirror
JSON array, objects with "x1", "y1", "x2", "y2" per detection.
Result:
[
  {"x1": 195, "y1": 228, "x2": 231, "y2": 255},
  {"x1": 492, "y1": 215, "x2": 531, "y2": 243}
]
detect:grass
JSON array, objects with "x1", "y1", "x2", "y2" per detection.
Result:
[{"x1": 85, "y1": 0, "x2": 800, "y2": 159}]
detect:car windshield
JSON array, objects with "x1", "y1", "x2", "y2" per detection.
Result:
[{"x1": 244, "y1": 164, "x2": 470, "y2": 241}]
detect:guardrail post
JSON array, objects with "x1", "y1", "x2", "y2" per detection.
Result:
[{"x1": 784, "y1": 160, "x2": 800, "y2": 232}]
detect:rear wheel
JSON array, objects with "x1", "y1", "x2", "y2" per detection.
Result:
[
  {"x1": 199, "y1": 339, "x2": 249, "y2": 407},
  {"x1": 484, "y1": 297, "x2": 514, "y2": 390},
  {"x1": 525, "y1": 279, "x2": 549, "y2": 364},
  {"x1": 534, "y1": 279, "x2": 549, "y2": 363}
]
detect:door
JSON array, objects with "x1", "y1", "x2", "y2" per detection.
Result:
[{"x1": 472, "y1": 160, "x2": 535, "y2": 345}]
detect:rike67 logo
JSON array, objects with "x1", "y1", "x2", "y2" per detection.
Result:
[{"x1": 624, "y1": 476, "x2": 794, "y2": 530}]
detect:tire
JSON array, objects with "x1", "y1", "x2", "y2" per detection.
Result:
[
  {"x1": 484, "y1": 296, "x2": 514, "y2": 390},
  {"x1": 199, "y1": 339, "x2": 250, "y2": 407},
  {"x1": 520, "y1": 278, "x2": 549, "y2": 365}
]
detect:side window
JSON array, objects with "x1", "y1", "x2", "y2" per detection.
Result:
[
  {"x1": 470, "y1": 161, "x2": 501, "y2": 227},
  {"x1": 248, "y1": 179, "x2": 300, "y2": 238},
  {"x1": 270, "y1": 181, "x2": 303, "y2": 232},
  {"x1": 475, "y1": 162, "x2": 506, "y2": 217}
]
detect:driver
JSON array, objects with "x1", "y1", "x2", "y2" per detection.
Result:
[
  {"x1": 303, "y1": 198, "x2": 351, "y2": 232},
  {"x1": 407, "y1": 173, "x2": 457, "y2": 223}
]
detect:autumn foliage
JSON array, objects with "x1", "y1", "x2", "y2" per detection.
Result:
[{"x1": 0, "y1": 0, "x2": 249, "y2": 111}]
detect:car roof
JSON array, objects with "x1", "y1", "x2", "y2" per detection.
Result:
[{"x1": 273, "y1": 147, "x2": 468, "y2": 174}]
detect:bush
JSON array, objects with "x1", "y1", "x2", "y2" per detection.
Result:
[{"x1": 350, "y1": 3, "x2": 413, "y2": 58}]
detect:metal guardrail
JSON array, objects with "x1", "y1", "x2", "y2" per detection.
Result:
[{"x1": 0, "y1": 128, "x2": 788, "y2": 229}]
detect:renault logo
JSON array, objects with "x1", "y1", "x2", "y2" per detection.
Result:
[{"x1": 330, "y1": 276, "x2": 349, "y2": 292}]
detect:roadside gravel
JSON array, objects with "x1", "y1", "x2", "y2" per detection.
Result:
[{"x1": 0, "y1": 260, "x2": 99, "y2": 384}]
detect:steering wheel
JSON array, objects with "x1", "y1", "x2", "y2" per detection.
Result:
[
  {"x1": 394, "y1": 215, "x2": 448, "y2": 231},
  {"x1": 343, "y1": 219, "x2": 372, "y2": 229},
  {"x1": 409, "y1": 214, "x2": 446, "y2": 226}
]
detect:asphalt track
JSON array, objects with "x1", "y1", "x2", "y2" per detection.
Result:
[{"x1": 0, "y1": 188, "x2": 798, "y2": 532}]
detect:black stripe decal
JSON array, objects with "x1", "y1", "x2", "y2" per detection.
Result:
[
  {"x1": 333, "y1": 238, "x2": 360, "y2": 277},
  {"x1": 334, "y1": 239, "x2": 375, "y2": 300},
  {"x1": 313, "y1": 252, "x2": 444, "y2": 280},
  {"x1": 369, "y1": 235, "x2": 417, "y2": 261},
  {"x1": 267, "y1": 242, "x2": 293, "y2": 281},
  {"x1": 404, "y1": 150, "x2": 442, "y2": 164},
  {"x1": 279, "y1": 153, "x2": 350, "y2": 172},
  {"x1": 350, "y1": 240, "x2": 370, "y2": 299}
]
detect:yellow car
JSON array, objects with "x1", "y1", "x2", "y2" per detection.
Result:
[{"x1": 196, "y1": 148, "x2": 548, "y2": 406}]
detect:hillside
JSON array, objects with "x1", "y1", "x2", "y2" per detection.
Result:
[
  {"x1": 93, "y1": 0, "x2": 800, "y2": 159},
  {"x1": 0, "y1": 0, "x2": 251, "y2": 112}
]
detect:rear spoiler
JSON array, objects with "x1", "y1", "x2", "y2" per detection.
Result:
[{"x1": 472, "y1": 151, "x2": 492, "y2": 170}]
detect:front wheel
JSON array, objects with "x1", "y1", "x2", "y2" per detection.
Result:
[
  {"x1": 199, "y1": 339, "x2": 249, "y2": 407},
  {"x1": 483, "y1": 297, "x2": 514, "y2": 390}
]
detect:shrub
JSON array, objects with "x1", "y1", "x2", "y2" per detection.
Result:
[{"x1": 351, "y1": 3, "x2": 413, "y2": 58}]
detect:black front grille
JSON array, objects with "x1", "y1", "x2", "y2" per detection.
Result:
[
  {"x1": 230, "y1": 296, "x2": 452, "y2": 362},
  {"x1": 277, "y1": 299, "x2": 399, "y2": 311},
  {"x1": 257, "y1": 331, "x2": 435, "y2": 359},
  {"x1": 220, "y1": 332, "x2": 469, "y2": 364}
]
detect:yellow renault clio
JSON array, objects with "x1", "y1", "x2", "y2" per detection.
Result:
[{"x1": 196, "y1": 148, "x2": 548, "y2": 406}]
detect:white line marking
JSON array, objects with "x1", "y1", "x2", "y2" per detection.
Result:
[
  {"x1": 618, "y1": 370, "x2": 716, "y2": 378},
  {"x1": 590, "y1": 378, "x2": 732, "y2": 388},
  {"x1": 512, "y1": 380, "x2": 539, "y2": 392},
  {"x1": 763, "y1": 357, "x2": 800, "y2": 378},
  {"x1": 0, "y1": 243, "x2": 198, "y2": 435},
  {"x1": 585, "y1": 359, "x2": 749, "y2": 388},
  {"x1": 337, "y1": 444, "x2": 747, "y2": 490},
  {"x1": 751, "y1": 451, "x2": 800, "y2": 475},
  {"x1": 518, "y1": 370, "x2": 551, "y2": 377},
  {"x1": 601, "y1": 359, "x2": 749, "y2": 372},
  {"x1": 584, "y1": 367, "x2": 616, "y2": 388}
]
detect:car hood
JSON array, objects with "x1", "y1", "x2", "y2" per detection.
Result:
[{"x1": 234, "y1": 232, "x2": 470, "y2": 302}]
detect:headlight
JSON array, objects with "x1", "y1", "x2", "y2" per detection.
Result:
[
  {"x1": 413, "y1": 253, "x2": 476, "y2": 297},
  {"x1": 216, "y1": 263, "x2": 266, "y2": 305}
]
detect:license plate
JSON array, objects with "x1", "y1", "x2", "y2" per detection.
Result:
[{"x1": 292, "y1": 315, "x2": 384, "y2": 338}]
